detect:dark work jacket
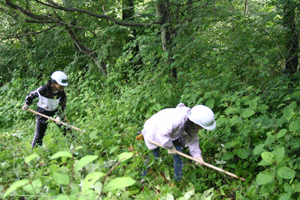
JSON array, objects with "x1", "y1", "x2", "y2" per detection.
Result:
[{"x1": 25, "y1": 83, "x2": 67, "y2": 122}]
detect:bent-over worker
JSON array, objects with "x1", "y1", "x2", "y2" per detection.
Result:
[{"x1": 140, "y1": 103, "x2": 216, "y2": 181}]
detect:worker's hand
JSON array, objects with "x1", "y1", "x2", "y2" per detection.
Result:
[
  {"x1": 135, "y1": 133, "x2": 144, "y2": 141},
  {"x1": 55, "y1": 116, "x2": 61, "y2": 124},
  {"x1": 167, "y1": 146, "x2": 177, "y2": 154},
  {"x1": 196, "y1": 156, "x2": 204, "y2": 165},
  {"x1": 22, "y1": 103, "x2": 29, "y2": 110}
]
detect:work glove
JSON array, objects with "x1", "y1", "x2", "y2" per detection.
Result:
[
  {"x1": 55, "y1": 116, "x2": 61, "y2": 124},
  {"x1": 135, "y1": 133, "x2": 144, "y2": 141},
  {"x1": 167, "y1": 146, "x2": 177, "y2": 154},
  {"x1": 195, "y1": 156, "x2": 204, "y2": 165},
  {"x1": 22, "y1": 103, "x2": 29, "y2": 110}
]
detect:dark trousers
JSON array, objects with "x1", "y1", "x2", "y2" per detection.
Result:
[
  {"x1": 31, "y1": 111, "x2": 72, "y2": 148},
  {"x1": 142, "y1": 139, "x2": 183, "y2": 181}
]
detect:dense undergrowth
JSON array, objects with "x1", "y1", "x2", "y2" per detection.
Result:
[{"x1": 1, "y1": 65, "x2": 300, "y2": 199}]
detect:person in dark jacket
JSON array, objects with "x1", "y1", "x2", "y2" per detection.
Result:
[{"x1": 22, "y1": 71, "x2": 72, "y2": 148}]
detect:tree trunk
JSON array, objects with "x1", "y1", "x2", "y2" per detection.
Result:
[
  {"x1": 156, "y1": 0, "x2": 177, "y2": 79},
  {"x1": 283, "y1": 0, "x2": 298, "y2": 76},
  {"x1": 122, "y1": 0, "x2": 143, "y2": 73}
]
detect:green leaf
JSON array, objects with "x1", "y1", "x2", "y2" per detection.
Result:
[
  {"x1": 50, "y1": 151, "x2": 72, "y2": 160},
  {"x1": 277, "y1": 167, "x2": 295, "y2": 179},
  {"x1": 294, "y1": 183, "x2": 300, "y2": 192},
  {"x1": 253, "y1": 144, "x2": 265, "y2": 155},
  {"x1": 25, "y1": 153, "x2": 39, "y2": 164},
  {"x1": 118, "y1": 152, "x2": 134, "y2": 163},
  {"x1": 53, "y1": 172, "x2": 70, "y2": 186},
  {"x1": 236, "y1": 149, "x2": 250, "y2": 159},
  {"x1": 277, "y1": 129, "x2": 287, "y2": 139},
  {"x1": 103, "y1": 177, "x2": 136, "y2": 192},
  {"x1": 54, "y1": 195, "x2": 71, "y2": 200},
  {"x1": 22, "y1": 179, "x2": 42, "y2": 195},
  {"x1": 289, "y1": 120, "x2": 300, "y2": 132},
  {"x1": 74, "y1": 155, "x2": 98, "y2": 171},
  {"x1": 222, "y1": 151, "x2": 234, "y2": 160},
  {"x1": 206, "y1": 99, "x2": 215, "y2": 109},
  {"x1": 241, "y1": 108, "x2": 255, "y2": 118},
  {"x1": 3, "y1": 179, "x2": 30, "y2": 198},
  {"x1": 261, "y1": 152, "x2": 274, "y2": 164},
  {"x1": 109, "y1": 146, "x2": 118, "y2": 154},
  {"x1": 82, "y1": 172, "x2": 105, "y2": 194},
  {"x1": 282, "y1": 107, "x2": 294, "y2": 121},
  {"x1": 272, "y1": 146, "x2": 285, "y2": 163},
  {"x1": 256, "y1": 172, "x2": 273, "y2": 185},
  {"x1": 245, "y1": 97, "x2": 259, "y2": 110},
  {"x1": 279, "y1": 193, "x2": 292, "y2": 200}
]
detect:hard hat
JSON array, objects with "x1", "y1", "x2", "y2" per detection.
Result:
[
  {"x1": 188, "y1": 105, "x2": 216, "y2": 130},
  {"x1": 51, "y1": 71, "x2": 68, "y2": 86}
]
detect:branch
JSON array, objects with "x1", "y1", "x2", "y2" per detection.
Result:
[
  {"x1": 35, "y1": 0, "x2": 162, "y2": 27},
  {"x1": 0, "y1": 25, "x2": 58, "y2": 40},
  {"x1": 5, "y1": 0, "x2": 54, "y2": 21}
]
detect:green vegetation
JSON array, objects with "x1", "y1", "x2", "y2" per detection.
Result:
[{"x1": 1, "y1": 0, "x2": 300, "y2": 199}]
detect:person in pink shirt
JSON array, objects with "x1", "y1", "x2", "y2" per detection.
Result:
[{"x1": 141, "y1": 103, "x2": 216, "y2": 181}]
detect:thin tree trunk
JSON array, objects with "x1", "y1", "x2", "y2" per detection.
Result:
[
  {"x1": 283, "y1": 0, "x2": 298, "y2": 76},
  {"x1": 156, "y1": 0, "x2": 177, "y2": 79}
]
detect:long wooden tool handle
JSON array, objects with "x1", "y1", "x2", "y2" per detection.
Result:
[
  {"x1": 148, "y1": 139, "x2": 245, "y2": 181},
  {"x1": 27, "y1": 109, "x2": 85, "y2": 133}
]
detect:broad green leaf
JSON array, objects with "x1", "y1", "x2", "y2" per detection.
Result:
[
  {"x1": 22, "y1": 179, "x2": 42, "y2": 195},
  {"x1": 74, "y1": 155, "x2": 98, "y2": 171},
  {"x1": 279, "y1": 193, "x2": 292, "y2": 200},
  {"x1": 289, "y1": 120, "x2": 300, "y2": 132},
  {"x1": 54, "y1": 195, "x2": 70, "y2": 200},
  {"x1": 282, "y1": 107, "x2": 294, "y2": 121},
  {"x1": 118, "y1": 152, "x2": 134, "y2": 163},
  {"x1": 277, "y1": 129, "x2": 287, "y2": 139},
  {"x1": 178, "y1": 184, "x2": 195, "y2": 200},
  {"x1": 236, "y1": 149, "x2": 249, "y2": 159},
  {"x1": 153, "y1": 103, "x2": 162, "y2": 112},
  {"x1": 53, "y1": 172, "x2": 70, "y2": 186},
  {"x1": 241, "y1": 108, "x2": 255, "y2": 118},
  {"x1": 272, "y1": 146, "x2": 285, "y2": 162},
  {"x1": 284, "y1": 182, "x2": 293, "y2": 194},
  {"x1": 258, "y1": 159, "x2": 273, "y2": 166},
  {"x1": 222, "y1": 151, "x2": 234, "y2": 160},
  {"x1": 94, "y1": 181, "x2": 103, "y2": 194},
  {"x1": 50, "y1": 151, "x2": 72, "y2": 160},
  {"x1": 245, "y1": 97, "x2": 259, "y2": 110},
  {"x1": 206, "y1": 99, "x2": 215, "y2": 109},
  {"x1": 261, "y1": 152, "x2": 274, "y2": 164},
  {"x1": 253, "y1": 144, "x2": 265, "y2": 155},
  {"x1": 224, "y1": 106, "x2": 236, "y2": 116},
  {"x1": 256, "y1": 172, "x2": 273, "y2": 185},
  {"x1": 109, "y1": 146, "x2": 118, "y2": 154},
  {"x1": 166, "y1": 193, "x2": 174, "y2": 200},
  {"x1": 230, "y1": 115, "x2": 240, "y2": 125},
  {"x1": 201, "y1": 187, "x2": 214, "y2": 200},
  {"x1": 294, "y1": 183, "x2": 300, "y2": 192},
  {"x1": 3, "y1": 179, "x2": 30, "y2": 198},
  {"x1": 82, "y1": 172, "x2": 105, "y2": 194},
  {"x1": 25, "y1": 153, "x2": 39, "y2": 164},
  {"x1": 103, "y1": 177, "x2": 136, "y2": 192},
  {"x1": 277, "y1": 167, "x2": 295, "y2": 179}
]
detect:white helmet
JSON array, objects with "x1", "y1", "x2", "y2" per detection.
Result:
[
  {"x1": 188, "y1": 105, "x2": 216, "y2": 130},
  {"x1": 51, "y1": 71, "x2": 68, "y2": 86}
]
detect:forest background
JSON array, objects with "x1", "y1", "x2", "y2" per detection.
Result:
[{"x1": 1, "y1": 0, "x2": 300, "y2": 199}]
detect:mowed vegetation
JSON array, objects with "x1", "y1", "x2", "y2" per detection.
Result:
[{"x1": 1, "y1": 0, "x2": 300, "y2": 199}]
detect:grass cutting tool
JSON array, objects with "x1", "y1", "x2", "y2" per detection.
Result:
[
  {"x1": 27, "y1": 108, "x2": 86, "y2": 133},
  {"x1": 148, "y1": 139, "x2": 245, "y2": 181}
]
